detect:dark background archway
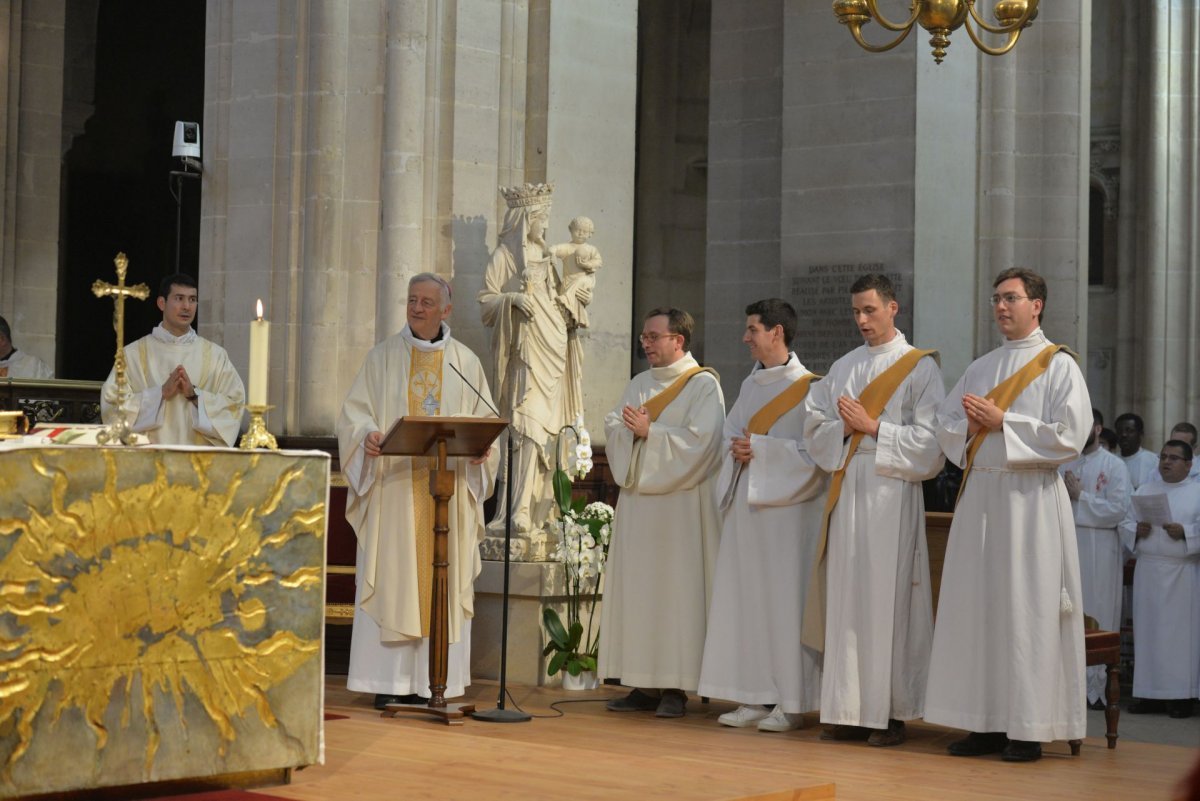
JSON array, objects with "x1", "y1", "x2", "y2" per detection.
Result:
[{"x1": 58, "y1": 0, "x2": 205, "y2": 380}]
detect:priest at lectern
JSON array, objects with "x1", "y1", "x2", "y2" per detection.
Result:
[{"x1": 336, "y1": 273, "x2": 500, "y2": 709}]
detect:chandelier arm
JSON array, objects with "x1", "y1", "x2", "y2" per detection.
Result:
[
  {"x1": 847, "y1": 21, "x2": 915, "y2": 53},
  {"x1": 862, "y1": 0, "x2": 923, "y2": 32},
  {"x1": 964, "y1": 0, "x2": 1038, "y2": 35},
  {"x1": 963, "y1": 17, "x2": 1023, "y2": 56}
]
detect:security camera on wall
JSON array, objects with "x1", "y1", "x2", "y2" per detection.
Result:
[{"x1": 173, "y1": 121, "x2": 202, "y2": 172}]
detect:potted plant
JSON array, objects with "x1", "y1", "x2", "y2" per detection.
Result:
[{"x1": 542, "y1": 422, "x2": 613, "y2": 689}]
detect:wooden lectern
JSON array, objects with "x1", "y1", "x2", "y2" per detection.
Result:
[{"x1": 377, "y1": 415, "x2": 507, "y2": 725}]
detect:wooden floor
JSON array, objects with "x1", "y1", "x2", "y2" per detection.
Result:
[{"x1": 256, "y1": 680, "x2": 1197, "y2": 801}]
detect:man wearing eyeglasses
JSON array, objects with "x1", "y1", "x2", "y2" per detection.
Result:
[
  {"x1": 599, "y1": 307, "x2": 725, "y2": 719},
  {"x1": 926, "y1": 267, "x2": 1092, "y2": 762},
  {"x1": 803, "y1": 273, "x2": 945, "y2": 748},
  {"x1": 1120, "y1": 440, "x2": 1199, "y2": 719}
]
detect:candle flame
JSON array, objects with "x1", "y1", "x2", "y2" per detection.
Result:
[{"x1": 256, "y1": 299, "x2": 264, "y2": 320}]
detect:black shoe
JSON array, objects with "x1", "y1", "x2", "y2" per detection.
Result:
[
  {"x1": 373, "y1": 693, "x2": 421, "y2": 710},
  {"x1": 867, "y1": 719, "x2": 906, "y2": 747},
  {"x1": 1127, "y1": 698, "x2": 1165, "y2": 714},
  {"x1": 1087, "y1": 698, "x2": 1106, "y2": 711},
  {"x1": 655, "y1": 690, "x2": 687, "y2": 718},
  {"x1": 1168, "y1": 699, "x2": 1194, "y2": 719},
  {"x1": 947, "y1": 731, "x2": 1008, "y2": 757},
  {"x1": 820, "y1": 724, "x2": 873, "y2": 741},
  {"x1": 1001, "y1": 740, "x2": 1042, "y2": 762},
  {"x1": 606, "y1": 688, "x2": 660, "y2": 712}
]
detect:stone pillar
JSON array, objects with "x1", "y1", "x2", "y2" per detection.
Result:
[
  {"x1": 0, "y1": 0, "x2": 64, "y2": 369},
  {"x1": 1128, "y1": 1, "x2": 1200, "y2": 442}
]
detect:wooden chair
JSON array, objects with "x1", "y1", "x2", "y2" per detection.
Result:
[{"x1": 1069, "y1": 630, "x2": 1121, "y2": 755}]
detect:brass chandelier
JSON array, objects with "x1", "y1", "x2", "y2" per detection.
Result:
[{"x1": 832, "y1": 0, "x2": 1039, "y2": 64}]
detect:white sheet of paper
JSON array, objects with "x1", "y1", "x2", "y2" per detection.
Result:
[{"x1": 1131, "y1": 493, "x2": 1173, "y2": 527}]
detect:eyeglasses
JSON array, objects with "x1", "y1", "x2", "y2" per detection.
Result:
[
  {"x1": 989, "y1": 293, "x2": 1031, "y2": 306},
  {"x1": 638, "y1": 332, "x2": 680, "y2": 344},
  {"x1": 1160, "y1": 454, "x2": 1191, "y2": 463}
]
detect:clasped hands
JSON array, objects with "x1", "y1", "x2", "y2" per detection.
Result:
[
  {"x1": 962, "y1": 393, "x2": 1004, "y2": 436},
  {"x1": 1135, "y1": 521, "x2": 1185, "y2": 541},
  {"x1": 837, "y1": 396, "x2": 879, "y2": 438},
  {"x1": 161, "y1": 365, "x2": 197, "y2": 404},
  {"x1": 622, "y1": 405, "x2": 650, "y2": 439}
]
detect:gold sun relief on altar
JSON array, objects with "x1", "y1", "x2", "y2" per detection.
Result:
[{"x1": 0, "y1": 449, "x2": 326, "y2": 782}]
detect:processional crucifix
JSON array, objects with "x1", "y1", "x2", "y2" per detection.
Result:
[{"x1": 92, "y1": 252, "x2": 149, "y2": 445}]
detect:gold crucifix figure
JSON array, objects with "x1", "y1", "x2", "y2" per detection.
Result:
[{"x1": 93, "y1": 252, "x2": 149, "y2": 445}]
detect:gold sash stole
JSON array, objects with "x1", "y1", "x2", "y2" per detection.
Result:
[
  {"x1": 744, "y1": 373, "x2": 819, "y2": 436},
  {"x1": 641, "y1": 365, "x2": 720, "y2": 422},
  {"x1": 801, "y1": 347, "x2": 936, "y2": 651},
  {"x1": 956, "y1": 343, "x2": 1075, "y2": 502},
  {"x1": 408, "y1": 347, "x2": 445, "y2": 636}
]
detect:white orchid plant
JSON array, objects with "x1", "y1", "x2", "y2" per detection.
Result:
[{"x1": 543, "y1": 419, "x2": 613, "y2": 678}]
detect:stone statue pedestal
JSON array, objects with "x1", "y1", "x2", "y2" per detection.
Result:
[
  {"x1": 470, "y1": 559, "x2": 602, "y2": 688},
  {"x1": 479, "y1": 524, "x2": 559, "y2": 563}
]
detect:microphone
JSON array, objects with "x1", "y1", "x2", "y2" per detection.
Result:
[{"x1": 448, "y1": 361, "x2": 500, "y2": 417}]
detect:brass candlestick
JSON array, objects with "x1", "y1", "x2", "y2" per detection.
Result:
[
  {"x1": 240, "y1": 404, "x2": 278, "y2": 450},
  {"x1": 93, "y1": 252, "x2": 149, "y2": 446}
]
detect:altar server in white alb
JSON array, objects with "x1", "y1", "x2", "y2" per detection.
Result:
[
  {"x1": 926, "y1": 267, "x2": 1092, "y2": 763},
  {"x1": 803, "y1": 273, "x2": 945, "y2": 748},
  {"x1": 600, "y1": 307, "x2": 725, "y2": 719},
  {"x1": 0, "y1": 316, "x2": 53, "y2": 378},
  {"x1": 336, "y1": 274, "x2": 499, "y2": 709},
  {"x1": 1115, "y1": 413, "x2": 1159, "y2": 490},
  {"x1": 699, "y1": 299, "x2": 827, "y2": 733},
  {"x1": 101, "y1": 273, "x2": 245, "y2": 446},
  {"x1": 1166, "y1": 422, "x2": 1200, "y2": 482},
  {"x1": 1120, "y1": 440, "x2": 1200, "y2": 719},
  {"x1": 1058, "y1": 407, "x2": 1132, "y2": 708}
]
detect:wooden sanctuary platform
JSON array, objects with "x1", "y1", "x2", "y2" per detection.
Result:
[{"x1": 248, "y1": 680, "x2": 1197, "y2": 801}]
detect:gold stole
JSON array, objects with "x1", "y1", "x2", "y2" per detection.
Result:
[
  {"x1": 745, "y1": 373, "x2": 819, "y2": 436},
  {"x1": 641, "y1": 365, "x2": 719, "y2": 422},
  {"x1": 408, "y1": 348, "x2": 444, "y2": 636},
  {"x1": 801, "y1": 347, "x2": 937, "y2": 651},
  {"x1": 956, "y1": 344, "x2": 1075, "y2": 501}
]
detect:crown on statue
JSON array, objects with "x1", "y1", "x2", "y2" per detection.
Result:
[{"x1": 500, "y1": 182, "x2": 555, "y2": 209}]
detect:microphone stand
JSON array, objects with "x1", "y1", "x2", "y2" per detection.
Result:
[{"x1": 447, "y1": 362, "x2": 530, "y2": 723}]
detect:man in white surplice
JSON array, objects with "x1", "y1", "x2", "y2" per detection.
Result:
[
  {"x1": 1120, "y1": 440, "x2": 1200, "y2": 719},
  {"x1": 698, "y1": 299, "x2": 826, "y2": 733},
  {"x1": 600, "y1": 307, "x2": 725, "y2": 719},
  {"x1": 803, "y1": 273, "x2": 945, "y2": 748},
  {"x1": 0, "y1": 316, "x2": 53, "y2": 378},
  {"x1": 1165, "y1": 423, "x2": 1200, "y2": 482},
  {"x1": 926, "y1": 268, "x2": 1091, "y2": 763},
  {"x1": 1058, "y1": 407, "x2": 1132, "y2": 708},
  {"x1": 337, "y1": 274, "x2": 499, "y2": 709},
  {"x1": 101, "y1": 273, "x2": 245, "y2": 446}
]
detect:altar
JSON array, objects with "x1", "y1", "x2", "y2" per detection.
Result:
[{"x1": 0, "y1": 442, "x2": 329, "y2": 798}]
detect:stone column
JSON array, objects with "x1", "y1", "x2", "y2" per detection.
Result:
[
  {"x1": 0, "y1": 0, "x2": 64, "y2": 369},
  {"x1": 1128, "y1": 1, "x2": 1200, "y2": 442}
]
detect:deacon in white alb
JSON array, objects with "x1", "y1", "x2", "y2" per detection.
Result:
[
  {"x1": 336, "y1": 274, "x2": 499, "y2": 709},
  {"x1": 100, "y1": 273, "x2": 245, "y2": 446},
  {"x1": 803, "y1": 273, "x2": 945, "y2": 748},
  {"x1": 926, "y1": 268, "x2": 1092, "y2": 763},
  {"x1": 600, "y1": 307, "x2": 725, "y2": 719},
  {"x1": 699, "y1": 299, "x2": 826, "y2": 733}
]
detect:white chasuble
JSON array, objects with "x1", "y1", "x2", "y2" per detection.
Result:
[
  {"x1": 1059, "y1": 447, "x2": 1131, "y2": 703},
  {"x1": 698, "y1": 355, "x2": 827, "y2": 713},
  {"x1": 926, "y1": 328, "x2": 1091, "y2": 742},
  {"x1": 598, "y1": 353, "x2": 725, "y2": 691},
  {"x1": 100, "y1": 325, "x2": 245, "y2": 446},
  {"x1": 1120, "y1": 480, "x2": 1200, "y2": 700},
  {"x1": 336, "y1": 324, "x2": 499, "y2": 697},
  {"x1": 803, "y1": 331, "x2": 944, "y2": 728}
]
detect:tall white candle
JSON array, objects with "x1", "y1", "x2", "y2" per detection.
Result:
[{"x1": 248, "y1": 299, "x2": 269, "y2": 405}]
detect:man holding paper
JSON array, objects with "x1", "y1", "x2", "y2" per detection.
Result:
[
  {"x1": 100, "y1": 273, "x2": 245, "y2": 446},
  {"x1": 337, "y1": 273, "x2": 499, "y2": 709},
  {"x1": 1120, "y1": 440, "x2": 1200, "y2": 719},
  {"x1": 925, "y1": 267, "x2": 1091, "y2": 762}
]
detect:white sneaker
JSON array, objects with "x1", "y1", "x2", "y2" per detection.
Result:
[
  {"x1": 757, "y1": 705, "x2": 803, "y2": 732},
  {"x1": 718, "y1": 705, "x2": 771, "y2": 728}
]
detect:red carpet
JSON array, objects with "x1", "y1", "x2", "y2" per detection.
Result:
[
  {"x1": 145, "y1": 792, "x2": 284, "y2": 800},
  {"x1": 324, "y1": 711, "x2": 349, "y2": 720}
]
